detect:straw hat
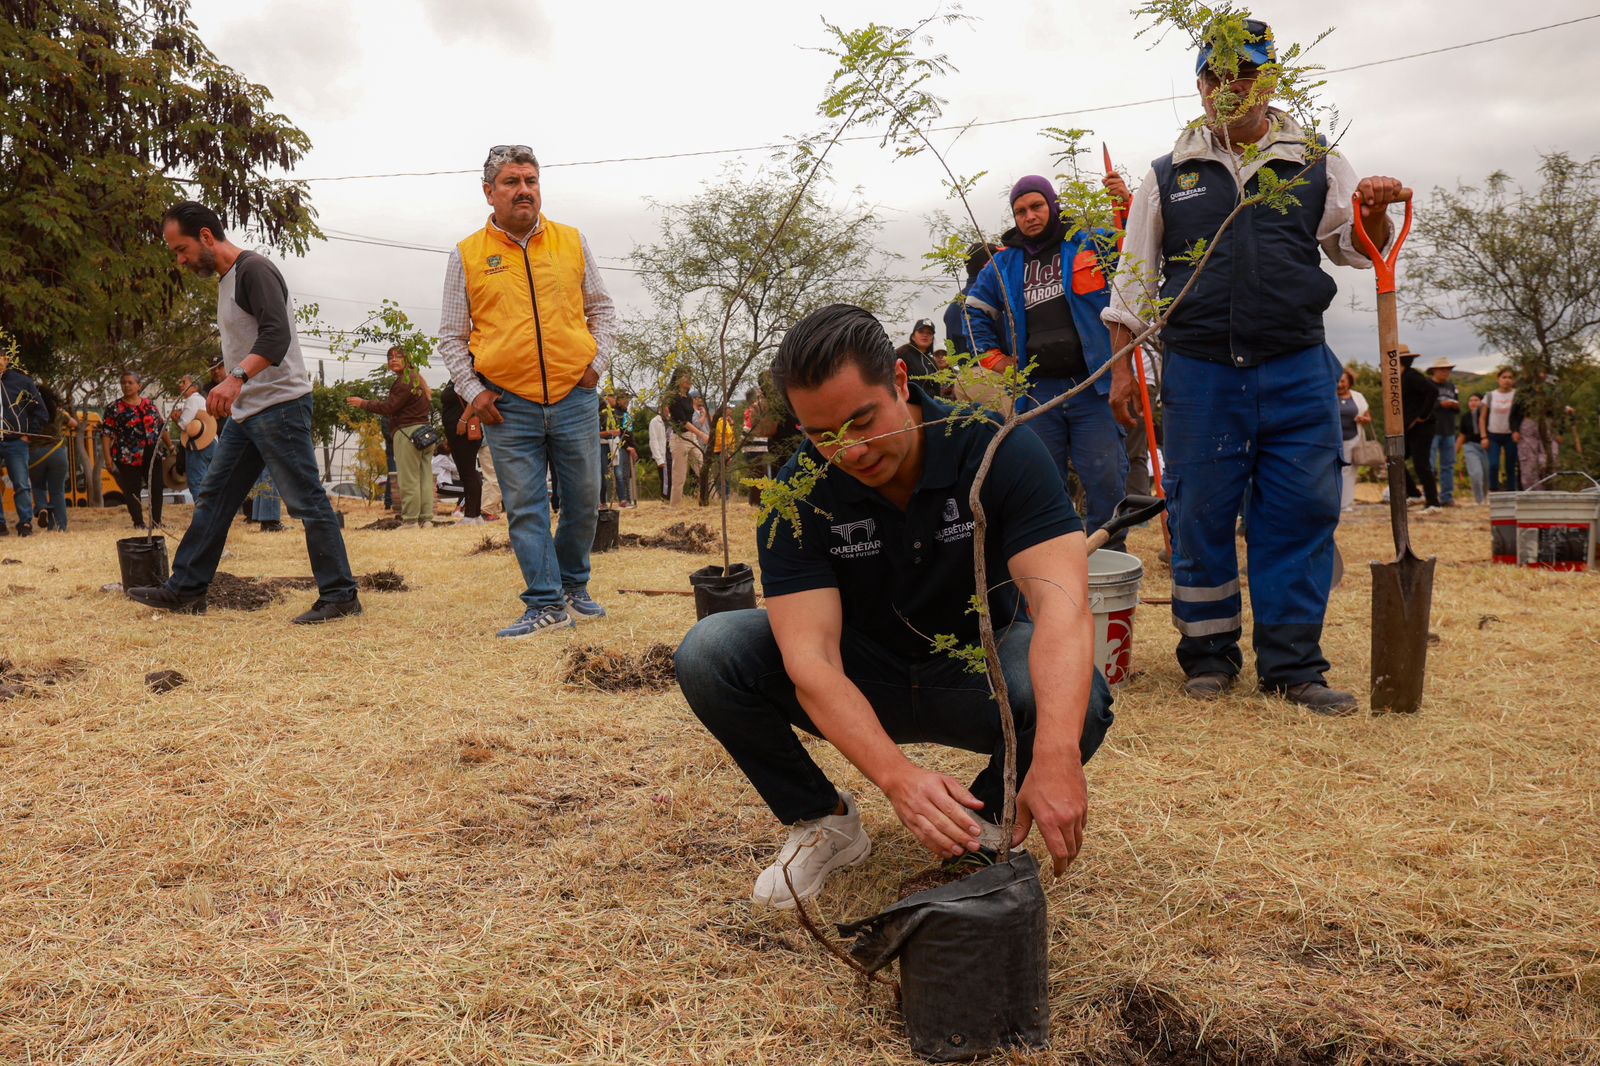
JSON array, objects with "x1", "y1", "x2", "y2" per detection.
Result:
[
  {"x1": 1426, "y1": 356, "x2": 1456, "y2": 372},
  {"x1": 183, "y1": 409, "x2": 217, "y2": 450},
  {"x1": 1396, "y1": 343, "x2": 1419, "y2": 363}
]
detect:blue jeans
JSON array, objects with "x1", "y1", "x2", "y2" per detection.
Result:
[
  {"x1": 167, "y1": 395, "x2": 356, "y2": 601},
  {"x1": 1431, "y1": 432, "x2": 1456, "y2": 504},
  {"x1": 675, "y1": 610, "x2": 1114, "y2": 824},
  {"x1": 1487, "y1": 433, "x2": 1519, "y2": 492},
  {"x1": 1463, "y1": 440, "x2": 1489, "y2": 504},
  {"x1": 250, "y1": 471, "x2": 281, "y2": 522},
  {"x1": 0, "y1": 439, "x2": 33, "y2": 528},
  {"x1": 482, "y1": 382, "x2": 601, "y2": 610},
  {"x1": 1017, "y1": 376, "x2": 1128, "y2": 549},
  {"x1": 186, "y1": 443, "x2": 214, "y2": 501},
  {"x1": 1163, "y1": 345, "x2": 1343, "y2": 688},
  {"x1": 28, "y1": 442, "x2": 68, "y2": 530}
]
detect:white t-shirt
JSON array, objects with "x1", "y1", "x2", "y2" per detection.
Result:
[
  {"x1": 178, "y1": 392, "x2": 206, "y2": 446},
  {"x1": 1487, "y1": 389, "x2": 1515, "y2": 435}
]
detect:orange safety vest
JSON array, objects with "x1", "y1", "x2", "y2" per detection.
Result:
[{"x1": 458, "y1": 217, "x2": 598, "y2": 405}]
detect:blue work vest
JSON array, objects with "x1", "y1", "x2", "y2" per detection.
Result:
[{"x1": 1153, "y1": 147, "x2": 1335, "y2": 366}]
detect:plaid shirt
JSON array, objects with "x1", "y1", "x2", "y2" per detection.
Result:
[
  {"x1": 101, "y1": 397, "x2": 162, "y2": 466},
  {"x1": 438, "y1": 215, "x2": 616, "y2": 406}
]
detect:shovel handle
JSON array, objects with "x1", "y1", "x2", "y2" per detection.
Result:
[{"x1": 1350, "y1": 193, "x2": 1412, "y2": 295}]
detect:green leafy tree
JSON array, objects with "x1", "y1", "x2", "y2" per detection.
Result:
[
  {"x1": 1408, "y1": 152, "x2": 1600, "y2": 475},
  {"x1": 628, "y1": 168, "x2": 905, "y2": 552},
  {"x1": 1, "y1": 0, "x2": 317, "y2": 381}
]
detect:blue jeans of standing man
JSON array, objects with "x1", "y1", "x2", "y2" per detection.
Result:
[
  {"x1": 1016, "y1": 375, "x2": 1129, "y2": 550},
  {"x1": 0, "y1": 439, "x2": 34, "y2": 528},
  {"x1": 186, "y1": 443, "x2": 214, "y2": 502},
  {"x1": 1431, "y1": 432, "x2": 1457, "y2": 504},
  {"x1": 675, "y1": 610, "x2": 1114, "y2": 825},
  {"x1": 482, "y1": 382, "x2": 601, "y2": 611},
  {"x1": 166, "y1": 395, "x2": 356, "y2": 602},
  {"x1": 1462, "y1": 440, "x2": 1489, "y2": 504},
  {"x1": 29, "y1": 442, "x2": 68, "y2": 530}
]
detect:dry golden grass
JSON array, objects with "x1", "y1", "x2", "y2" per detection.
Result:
[{"x1": 1, "y1": 489, "x2": 1597, "y2": 1064}]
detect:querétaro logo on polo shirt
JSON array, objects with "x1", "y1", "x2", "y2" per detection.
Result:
[
  {"x1": 936, "y1": 497, "x2": 975, "y2": 544},
  {"x1": 829, "y1": 518, "x2": 882, "y2": 558}
]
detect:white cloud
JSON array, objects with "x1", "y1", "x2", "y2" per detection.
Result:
[{"x1": 414, "y1": 0, "x2": 549, "y2": 47}]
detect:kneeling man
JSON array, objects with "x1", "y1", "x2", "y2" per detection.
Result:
[{"x1": 676, "y1": 304, "x2": 1113, "y2": 909}]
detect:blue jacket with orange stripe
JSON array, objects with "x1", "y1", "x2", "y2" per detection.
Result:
[{"x1": 963, "y1": 228, "x2": 1117, "y2": 397}]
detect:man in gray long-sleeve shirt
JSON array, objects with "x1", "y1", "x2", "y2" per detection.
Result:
[{"x1": 125, "y1": 201, "x2": 360, "y2": 624}]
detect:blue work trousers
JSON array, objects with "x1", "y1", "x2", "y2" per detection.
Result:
[
  {"x1": 1017, "y1": 375, "x2": 1128, "y2": 549},
  {"x1": 1162, "y1": 345, "x2": 1343, "y2": 688},
  {"x1": 28, "y1": 442, "x2": 68, "y2": 530},
  {"x1": 481, "y1": 382, "x2": 601, "y2": 611},
  {"x1": 167, "y1": 395, "x2": 356, "y2": 602}
]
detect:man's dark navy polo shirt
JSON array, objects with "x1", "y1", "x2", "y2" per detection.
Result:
[{"x1": 757, "y1": 385, "x2": 1082, "y2": 661}]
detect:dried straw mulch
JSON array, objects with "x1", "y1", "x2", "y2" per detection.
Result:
[{"x1": 1, "y1": 495, "x2": 1597, "y2": 1062}]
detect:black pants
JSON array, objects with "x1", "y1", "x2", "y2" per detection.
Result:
[
  {"x1": 442, "y1": 421, "x2": 483, "y2": 518},
  {"x1": 674, "y1": 609, "x2": 1114, "y2": 825},
  {"x1": 113, "y1": 447, "x2": 162, "y2": 528},
  {"x1": 1403, "y1": 423, "x2": 1438, "y2": 507}
]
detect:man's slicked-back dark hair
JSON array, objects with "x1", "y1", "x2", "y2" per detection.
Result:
[
  {"x1": 162, "y1": 201, "x2": 227, "y2": 242},
  {"x1": 772, "y1": 303, "x2": 897, "y2": 403}
]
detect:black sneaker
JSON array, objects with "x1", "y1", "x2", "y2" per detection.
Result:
[
  {"x1": 292, "y1": 596, "x2": 362, "y2": 624},
  {"x1": 15, "y1": 524, "x2": 31, "y2": 538},
  {"x1": 259, "y1": 521, "x2": 286, "y2": 533},
  {"x1": 126, "y1": 585, "x2": 207, "y2": 615}
]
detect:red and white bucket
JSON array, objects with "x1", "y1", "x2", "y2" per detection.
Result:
[
  {"x1": 1515, "y1": 472, "x2": 1600, "y2": 571},
  {"x1": 1088, "y1": 549, "x2": 1144, "y2": 687},
  {"x1": 1489, "y1": 491, "x2": 1518, "y2": 565}
]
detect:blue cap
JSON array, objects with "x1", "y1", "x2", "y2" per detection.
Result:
[{"x1": 1195, "y1": 18, "x2": 1276, "y2": 76}]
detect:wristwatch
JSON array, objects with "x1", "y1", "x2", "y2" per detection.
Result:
[{"x1": 229, "y1": 366, "x2": 249, "y2": 383}]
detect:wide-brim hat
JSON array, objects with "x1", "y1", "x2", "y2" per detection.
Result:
[
  {"x1": 1396, "y1": 342, "x2": 1419, "y2": 362},
  {"x1": 183, "y1": 410, "x2": 217, "y2": 450},
  {"x1": 1426, "y1": 356, "x2": 1456, "y2": 372}
]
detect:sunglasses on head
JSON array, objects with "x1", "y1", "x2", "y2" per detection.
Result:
[{"x1": 487, "y1": 144, "x2": 533, "y2": 156}]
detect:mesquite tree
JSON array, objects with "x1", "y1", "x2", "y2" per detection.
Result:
[{"x1": 1408, "y1": 153, "x2": 1600, "y2": 475}]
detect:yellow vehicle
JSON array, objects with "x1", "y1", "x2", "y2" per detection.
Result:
[{"x1": 1, "y1": 410, "x2": 149, "y2": 517}]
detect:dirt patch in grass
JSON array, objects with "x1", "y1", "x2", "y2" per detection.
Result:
[
  {"x1": 561, "y1": 643, "x2": 677, "y2": 691},
  {"x1": 144, "y1": 670, "x2": 187, "y2": 694},
  {"x1": 1113, "y1": 985, "x2": 1348, "y2": 1065},
  {"x1": 207, "y1": 570, "x2": 408, "y2": 610},
  {"x1": 619, "y1": 521, "x2": 719, "y2": 553},
  {"x1": 0, "y1": 656, "x2": 88, "y2": 700}
]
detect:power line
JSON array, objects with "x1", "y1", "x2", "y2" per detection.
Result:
[
  {"x1": 269, "y1": 14, "x2": 1599, "y2": 184},
  {"x1": 316, "y1": 230, "x2": 952, "y2": 287}
]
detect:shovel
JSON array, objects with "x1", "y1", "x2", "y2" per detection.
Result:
[
  {"x1": 1351, "y1": 192, "x2": 1432, "y2": 714},
  {"x1": 1086, "y1": 494, "x2": 1165, "y2": 554}
]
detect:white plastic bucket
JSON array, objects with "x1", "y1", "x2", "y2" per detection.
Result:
[
  {"x1": 1515, "y1": 490, "x2": 1600, "y2": 571},
  {"x1": 1088, "y1": 549, "x2": 1144, "y2": 687},
  {"x1": 1489, "y1": 491, "x2": 1518, "y2": 565}
]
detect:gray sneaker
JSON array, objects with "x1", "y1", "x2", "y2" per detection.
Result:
[
  {"x1": 1279, "y1": 682, "x2": 1360, "y2": 717},
  {"x1": 496, "y1": 604, "x2": 575, "y2": 639}
]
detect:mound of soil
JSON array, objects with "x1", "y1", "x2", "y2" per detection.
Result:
[
  {"x1": 359, "y1": 517, "x2": 407, "y2": 531},
  {"x1": 470, "y1": 535, "x2": 511, "y2": 555},
  {"x1": 619, "y1": 522, "x2": 720, "y2": 554},
  {"x1": 0, "y1": 656, "x2": 88, "y2": 701},
  {"x1": 207, "y1": 570, "x2": 409, "y2": 611},
  {"x1": 145, "y1": 669, "x2": 187, "y2": 694},
  {"x1": 562, "y1": 643, "x2": 677, "y2": 691}
]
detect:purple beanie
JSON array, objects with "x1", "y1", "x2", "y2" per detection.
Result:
[{"x1": 1009, "y1": 174, "x2": 1057, "y2": 209}]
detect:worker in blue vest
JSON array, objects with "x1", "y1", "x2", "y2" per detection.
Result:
[
  {"x1": 964, "y1": 176, "x2": 1129, "y2": 549},
  {"x1": 1103, "y1": 17, "x2": 1409, "y2": 715}
]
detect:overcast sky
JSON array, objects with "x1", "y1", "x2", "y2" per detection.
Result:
[{"x1": 191, "y1": 0, "x2": 1600, "y2": 383}]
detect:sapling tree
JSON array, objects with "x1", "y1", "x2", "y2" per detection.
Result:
[{"x1": 746, "y1": 10, "x2": 1352, "y2": 990}]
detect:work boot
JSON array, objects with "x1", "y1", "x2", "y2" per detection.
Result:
[
  {"x1": 126, "y1": 585, "x2": 207, "y2": 615},
  {"x1": 1279, "y1": 682, "x2": 1360, "y2": 717},
  {"x1": 292, "y1": 596, "x2": 363, "y2": 625},
  {"x1": 16, "y1": 523, "x2": 31, "y2": 538},
  {"x1": 1182, "y1": 672, "x2": 1235, "y2": 700},
  {"x1": 752, "y1": 790, "x2": 871, "y2": 910},
  {"x1": 259, "y1": 521, "x2": 286, "y2": 533}
]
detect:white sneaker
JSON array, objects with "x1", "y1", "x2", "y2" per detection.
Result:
[
  {"x1": 458, "y1": 515, "x2": 486, "y2": 525},
  {"x1": 752, "y1": 790, "x2": 871, "y2": 910}
]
